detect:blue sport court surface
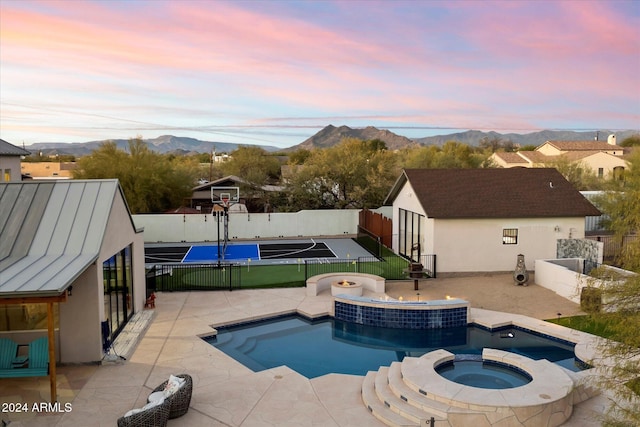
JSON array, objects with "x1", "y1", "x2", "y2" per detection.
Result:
[{"x1": 144, "y1": 239, "x2": 369, "y2": 265}]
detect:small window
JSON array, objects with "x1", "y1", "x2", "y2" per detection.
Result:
[
  {"x1": 4, "y1": 169, "x2": 11, "y2": 182},
  {"x1": 598, "y1": 168, "x2": 604, "y2": 178},
  {"x1": 503, "y1": 228, "x2": 518, "y2": 245}
]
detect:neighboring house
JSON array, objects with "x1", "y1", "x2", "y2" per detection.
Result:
[
  {"x1": 383, "y1": 168, "x2": 601, "y2": 273},
  {"x1": 190, "y1": 175, "x2": 283, "y2": 213},
  {"x1": 491, "y1": 134, "x2": 628, "y2": 179},
  {"x1": 0, "y1": 179, "x2": 145, "y2": 364},
  {"x1": 0, "y1": 139, "x2": 31, "y2": 182},
  {"x1": 20, "y1": 161, "x2": 77, "y2": 179}
]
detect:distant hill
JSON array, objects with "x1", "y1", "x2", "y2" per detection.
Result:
[
  {"x1": 24, "y1": 135, "x2": 281, "y2": 157},
  {"x1": 288, "y1": 125, "x2": 418, "y2": 151},
  {"x1": 414, "y1": 129, "x2": 639, "y2": 147},
  {"x1": 21, "y1": 128, "x2": 639, "y2": 157},
  {"x1": 287, "y1": 126, "x2": 638, "y2": 151}
]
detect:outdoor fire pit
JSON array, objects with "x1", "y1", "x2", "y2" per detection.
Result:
[{"x1": 331, "y1": 279, "x2": 363, "y2": 296}]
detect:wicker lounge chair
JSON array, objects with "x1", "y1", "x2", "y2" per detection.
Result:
[
  {"x1": 116, "y1": 398, "x2": 170, "y2": 427},
  {"x1": 149, "y1": 373, "x2": 192, "y2": 419}
]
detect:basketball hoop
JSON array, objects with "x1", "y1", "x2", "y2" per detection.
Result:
[
  {"x1": 209, "y1": 186, "x2": 239, "y2": 262},
  {"x1": 220, "y1": 192, "x2": 230, "y2": 209}
]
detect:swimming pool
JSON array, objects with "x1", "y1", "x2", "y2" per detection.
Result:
[{"x1": 206, "y1": 314, "x2": 584, "y2": 379}]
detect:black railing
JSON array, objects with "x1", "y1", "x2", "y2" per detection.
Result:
[
  {"x1": 146, "y1": 263, "x2": 241, "y2": 292},
  {"x1": 304, "y1": 254, "x2": 436, "y2": 281}
]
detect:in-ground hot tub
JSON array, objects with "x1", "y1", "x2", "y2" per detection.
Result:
[{"x1": 435, "y1": 354, "x2": 532, "y2": 389}]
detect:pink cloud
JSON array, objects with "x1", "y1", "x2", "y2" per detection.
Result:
[{"x1": 1, "y1": 0, "x2": 637, "y2": 146}]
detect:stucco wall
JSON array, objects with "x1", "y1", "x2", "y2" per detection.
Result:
[
  {"x1": 431, "y1": 217, "x2": 586, "y2": 273},
  {"x1": 0, "y1": 156, "x2": 21, "y2": 182},
  {"x1": 390, "y1": 181, "x2": 427, "y2": 252},
  {"x1": 578, "y1": 152, "x2": 627, "y2": 178},
  {"x1": 58, "y1": 264, "x2": 102, "y2": 363},
  {"x1": 134, "y1": 209, "x2": 359, "y2": 242},
  {"x1": 58, "y1": 189, "x2": 145, "y2": 363}
]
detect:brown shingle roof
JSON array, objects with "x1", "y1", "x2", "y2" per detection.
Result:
[{"x1": 385, "y1": 168, "x2": 601, "y2": 218}]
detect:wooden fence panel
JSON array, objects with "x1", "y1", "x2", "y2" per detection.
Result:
[{"x1": 359, "y1": 209, "x2": 392, "y2": 247}]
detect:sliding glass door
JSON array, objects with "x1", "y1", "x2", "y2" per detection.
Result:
[{"x1": 103, "y1": 245, "x2": 133, "y2": 344}]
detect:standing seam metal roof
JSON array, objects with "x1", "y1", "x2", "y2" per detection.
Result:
[{"x1": 0, "y1": 180, "x2": 122, "y2": 298}]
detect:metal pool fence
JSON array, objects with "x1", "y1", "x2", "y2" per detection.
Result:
[
  {"x1": 146, "y1": 263, "x2": 241, "y2": 292},
  {"x1": 304, "y1": 254, "x2": 436, "y2": 281},
  {"x1": 145, "y1": 256, "x2": 436, "y2": 292}
]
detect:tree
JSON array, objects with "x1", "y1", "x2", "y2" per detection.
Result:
[
  {"x1": 586, "y1": 149, "x2": 640, "y2": 426},
  {"x1": 285, "y1": 138, "x2": 399, "y2": 210},
  {"x1": 73, "y1": 137, "x2": 199, "y2": 213},
  {"x1": 620, "y1": 134, "x2": 640, "y2": 147},
  {"x1": 399, "y1": 141, "x2": 487, "y2": 169},
  {"x1": 541, "y1": 156, "x2": 603, "y2": 190},
  {"x1": 220, "y1": 146, "x2": 282, "y2": 211}
]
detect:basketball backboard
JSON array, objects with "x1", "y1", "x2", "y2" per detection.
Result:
[{"x1": 211, "y1": 186, "x2": 240, "y2": 207}]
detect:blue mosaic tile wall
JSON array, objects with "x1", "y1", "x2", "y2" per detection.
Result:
[{"x1": 334, "y1": 301, "x2": 468, "y2": 329}]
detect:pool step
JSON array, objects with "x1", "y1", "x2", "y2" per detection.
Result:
[
  {"x1": 363, "y1": 361, "x2": 479, "y2": 427},
  {"x1": 386, "y1": 362, "x2": 456, "y2": 419},
  {"x1": 362, "y1": 371, "x2": 418, "y2": 427}
]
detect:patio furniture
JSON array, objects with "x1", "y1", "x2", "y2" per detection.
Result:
[
  {"x1": 117, "y1": 398, "x2": 170, "y2": 427},
  {"x1": 149, "y1": 373, "x2": 192, "y2": 419},
  {"x1": 0, "y1": 338, "x2": 19, "y2": 369},
  {"x1": 0, "y1": 337, "x2": 48, "y2": 378}
]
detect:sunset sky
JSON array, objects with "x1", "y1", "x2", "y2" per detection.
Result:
[{"x1": 1, "y1": 0, "x2": 639, "y2": 149}]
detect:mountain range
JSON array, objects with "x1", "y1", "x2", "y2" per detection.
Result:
[{"x1": 22, "y1": 127, "x2": 638, "y2": 156}]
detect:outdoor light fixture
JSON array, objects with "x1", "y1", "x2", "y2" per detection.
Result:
[{"x1": 67, "y1": 286, "x2": 73, "y2": 297}]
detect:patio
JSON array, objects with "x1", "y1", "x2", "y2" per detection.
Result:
[{"x1": 0, "y1": 274, "x2": 611, "y2": 426}]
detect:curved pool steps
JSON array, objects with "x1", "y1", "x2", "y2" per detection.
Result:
[{"x1": 362, "y1": 349, "x2": 580, "y2": 427}]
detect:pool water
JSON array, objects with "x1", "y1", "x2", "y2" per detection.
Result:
[
  {"x1": 206, "y1": 315, "x2": 583, "y2": 379},
  {"x1": 436, "y1": 355, "x2": 532, "y2": 389}
]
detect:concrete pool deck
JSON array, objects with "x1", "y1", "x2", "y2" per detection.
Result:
[{"x1": 0, "y1": 273, "x2": 612, "y2": 426}]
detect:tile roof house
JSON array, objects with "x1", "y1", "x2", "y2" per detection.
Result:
[
  {"x1": 0, "y1": 139, "x2": 31, "y2": 182},
  {"x1": 384, "y1": 168, "x2": 601, "y2": 273},
  {"x1": 491, "y1": 134, "x2": 628, "y2": 179},
  {"x1": 0, "y1": 180, "x2": 145, "y2": 365}
]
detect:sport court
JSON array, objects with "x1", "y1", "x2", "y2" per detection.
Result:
[{"x1": 144, "y1": 238, "x2": 371, "y2": 265}]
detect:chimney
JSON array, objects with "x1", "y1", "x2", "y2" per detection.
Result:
[{"x1": 607, "y1": 134, "x2": 616, "y2": 145}]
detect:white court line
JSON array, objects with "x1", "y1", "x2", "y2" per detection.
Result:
[
  {"x1": 181, "y1": 246, "x2": 194, "y2": 263},
  {"x1": 259, "y1": 239, "x2": 318, "y2": 259}
]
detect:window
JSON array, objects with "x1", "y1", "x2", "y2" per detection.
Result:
[
  {"x1": 4, "y1": 169, "x2": 11, "y2": 182},
  {"x1": 598, "y1": 168, "x2": 604, "y2": 178},
  {"x1": 503, "y1": 228, "x2": 518, "y2": 245}
]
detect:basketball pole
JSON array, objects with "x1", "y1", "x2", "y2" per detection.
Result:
[{"x1": 216, "y1": 211, "x2": 221, "y2": 266}]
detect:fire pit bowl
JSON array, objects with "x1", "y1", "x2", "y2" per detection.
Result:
[{"x1": 331, "y1": 280, "x2": 363, "y2": 296}]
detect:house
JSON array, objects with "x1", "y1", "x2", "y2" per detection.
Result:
[
  {"x1": 20, "y1": 161, "x2": 77, "y2": 179},
  {"x1": 383, "y1": 168, "x2": 601, "y2": 273},
  {"x1": 0, "y1": 139, "x2": 31, "y2": 182},
  {"x1": 190, "y1": 175, "x2": 283, "y2": 213},
  {"x1": 0, "y1": 179, "x2": 145, "y2": 364},
  {"x1": 491, "y1": 134, "x2": 628, "y2": 179}
]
